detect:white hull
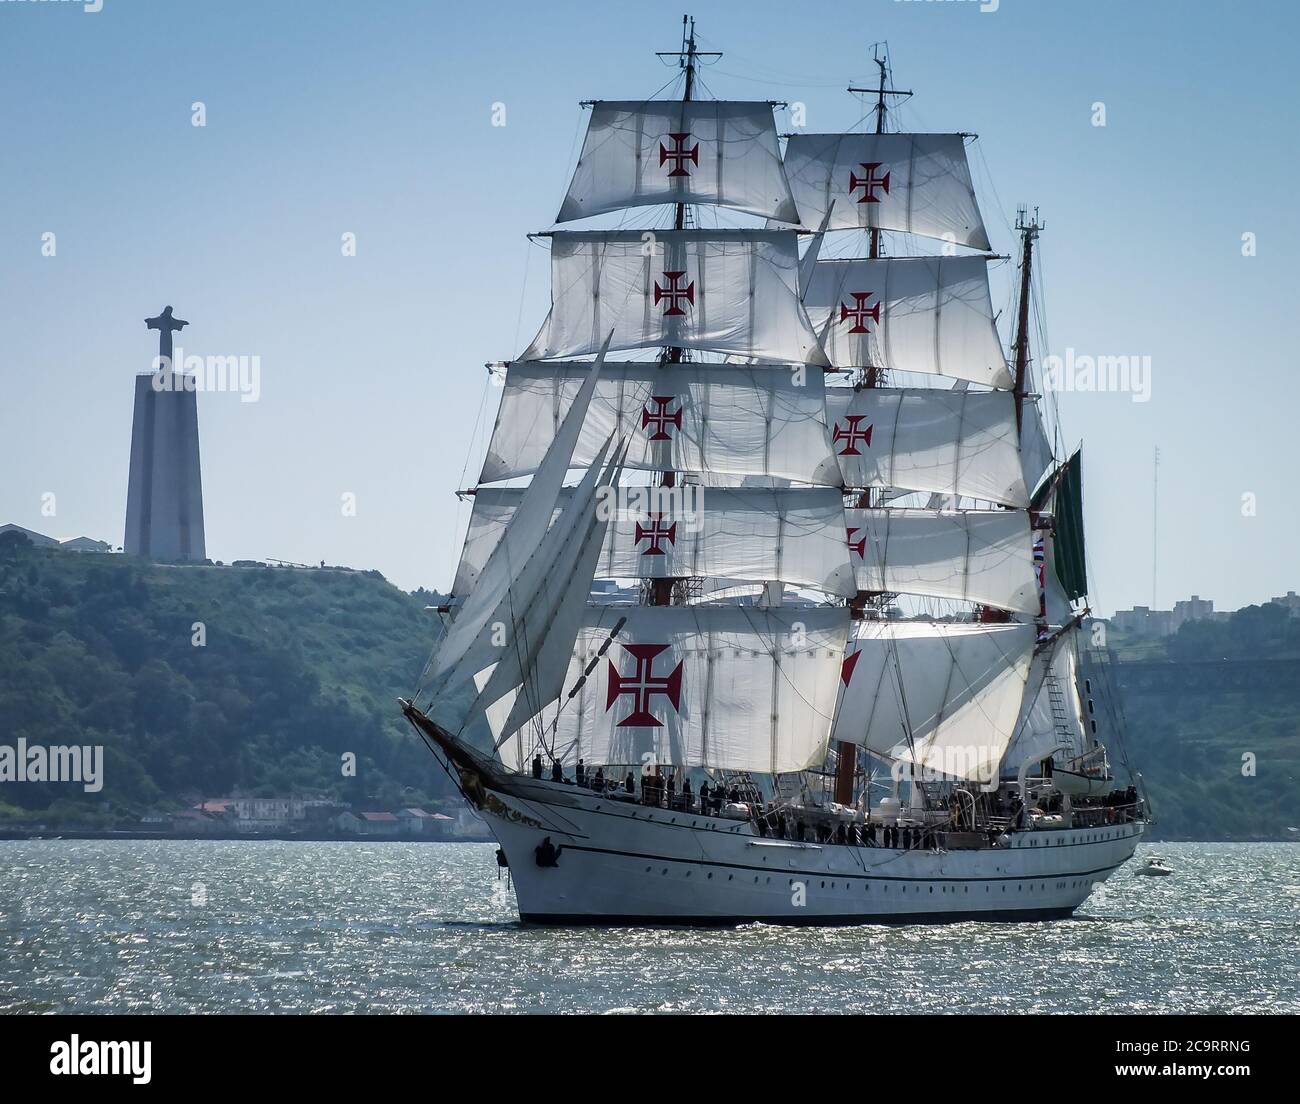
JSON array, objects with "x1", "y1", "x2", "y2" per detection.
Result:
[{"x1": 480, "y1": 776, "x2": 1144, "y2": 925}]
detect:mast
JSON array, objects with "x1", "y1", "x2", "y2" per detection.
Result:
[
  {"x1": 1011, "y1": 206, "x2": 1043, "y2": 433},
  {"x1": 650, "y1": 14, "x2": 714, "y2": 607},
  {"x1": 836, "y1": 48, "x2": 909, "y2": 807}
]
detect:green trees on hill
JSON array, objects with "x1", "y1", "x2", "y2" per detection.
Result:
[
  {"x1": 1107, "y1": 602, "x2": 1300, "y2": 840},
  {"x1": 0, "y1": 544, "x2": 451, "y2": 824},
  {"x1": 1165, "y1": 600, "x2": 1300, "y2": 662}
]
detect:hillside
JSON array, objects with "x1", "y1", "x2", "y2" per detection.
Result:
[
  {"x1": 1099, "y1": 603, "x2": 1300, "y2": 841},
  {"x1": 0, "y1": 541, "x2": 450, "y2": 826},
  {"x1": 2, "y1": 538, "x2": 1296, "y2": 840}
]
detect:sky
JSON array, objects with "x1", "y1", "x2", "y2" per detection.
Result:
[{"x1": 1, "y1": 0, "x2": 1296, "y2": 617}]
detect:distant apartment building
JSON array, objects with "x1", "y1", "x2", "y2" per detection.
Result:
[
  {"x1": 1110, "y1": 595, "x2": 1227, "y2": 639},
  {"x1": 1270, "y1": 590, "x2": 1300, "y2": 617},
  {"x1": 229, "y1": 797, "x2": 306, "y2": 832}
]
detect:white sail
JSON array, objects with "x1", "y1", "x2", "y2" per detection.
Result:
[
  {"x1": 478, "y1": 445, "x2": 627, "y2": 741},
  {"x1": 522, "y1": 230, "x2": 827, "y2": 365},
  {"x1": 844, "y1": 507, "x2": 1037, "y2": 613},
  {"x1": 1020, "y1": 395, "x2": 1056, "y2": 499},
  {"x1": 781, "y1": 132, "x2": 991, "y2": 250},
  {"x1": 557, "y1": 100, "x2": 798, "y2": 224},
  {"x1": 425, "y1": 349, "x2": 610, "y2": 706},
  {"x1": 429, "y1": 434, "x2": 618, "y2": 735},
  {"x1": 831, "y1": 621, "x2": 1035, "y2": 785},
  {"x1": 481, "y1": 361, "x2": 842, "y2": 487},
  {"x1": 1003, "y1": 627, "x2": 1089, "y2": 771},
  {"x1": 825, "y1": 387, "x2": 1028, "y2": 507},
  {"x1": 460, "y1": 486, "x2": 855, "y2": 598},
  {"x1": 803, "y1": 256, "x2": 1011, "y2": 388},
  {"x1": 500, "y1": 605, "x2": 850, "y2": 774}
]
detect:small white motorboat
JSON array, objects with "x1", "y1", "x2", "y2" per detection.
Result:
[{"x1": 1136, "y1": 857, "x2": 1173, "y2": 877}]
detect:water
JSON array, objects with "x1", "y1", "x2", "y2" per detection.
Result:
[{"x1": 1, "y1": 840, "x2": 1295, "y2": 1014}]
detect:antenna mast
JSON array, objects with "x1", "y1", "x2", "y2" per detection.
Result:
[{"x1": 1152, "y1": 445, "x2": 1160, "y2": 608}]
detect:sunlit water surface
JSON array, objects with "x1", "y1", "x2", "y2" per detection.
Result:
[{"x1": 1, "y1": 840, "x2": 1295, "y2": 1013}]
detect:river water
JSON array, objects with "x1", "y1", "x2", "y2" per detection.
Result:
[{"x1": 1, "y1": 840, "x2": 1295, "y2": 1013}]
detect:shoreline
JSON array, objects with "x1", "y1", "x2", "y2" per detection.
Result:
[
  {"x1": 0, "y1": 829, "x2": 495, "y2": 843},
  {"x1": 0, "y1": 830, "x2": 1291, "y2": 844}
]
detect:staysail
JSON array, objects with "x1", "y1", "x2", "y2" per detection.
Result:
[
  {"x1": 557, "y1": 100, "x2": 798, "y2": 223},
  {"x1": 1002, "y1": 626, "x2": 1089, "y2": 772},
  {"x1": 423, "y1": 346, "x2": 621, "y2": 742}
]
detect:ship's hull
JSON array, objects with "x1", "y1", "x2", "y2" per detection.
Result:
[
  {"x1": 403, "y1": 706, "x2": 1144, "y2": 925},
  {"x1": 480, "y1": 776, "x2": 1143, "y2": 925}
]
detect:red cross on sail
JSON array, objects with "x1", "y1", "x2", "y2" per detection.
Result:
[
  {"x1": 641, "y1": 395, "x2": 683, "y2": 441},
  {"x1": 849, "y1": 162, "x2": 891, "y2": 204},
  {"x1": 605, "y1": 643, "x2": 684, "y2": 728},
  {"x1": 659, "y1": 132, "x2": 699, "y2": 177},
  {"x1": 635, "y1": 514, "x2": 678, "y2": 556},
  {"x1": 654, "y1": 271, "x2": 695, "y2": 316},
  {"x1": 839, "y1": 291, "x2": 881, "y2": 334},
  {"x1": 840, "y1": 648, "x2": 862, "y2": 686},
  {"x1": 832, "y1": 415, "x2": 873, "y2": 456}
]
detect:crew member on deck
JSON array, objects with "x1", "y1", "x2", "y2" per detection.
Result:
[{"x1": 532, "y1": 753, "x2": 543, "y2": 780}]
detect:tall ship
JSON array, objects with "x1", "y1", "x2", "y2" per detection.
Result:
[{"x1": 403, "y1": 18, "x2": 1148, "y2": 924}]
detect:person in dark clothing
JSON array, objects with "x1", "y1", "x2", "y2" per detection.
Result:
[
  {"x1": 776, "y1": 813, "x2": 787, "y2": 840},
  {"x1": 699, "y1": 781, "x2": 710, "y2": 814},
  {"x1": 624, "y1": 772, "x2": 635, "y2": 794},
  {"x1": 756, "y1": 816, "x2": 768, "y2": 838},
  {"x1": 682, "y1": 777, "x2": 693, "y2": 809},
  {"x1": 532, "y1": 753, "x2": 543, "y2": 780},
  {"x1": 866, "y1": 822, "x2": 877, "y2": 847},
  {"x1": 575, "y1": 759, "x2": 586, "y2": 787},
  {"x1": 593, "y1": 767, "x2": 605, "y2": 791},
  {"x1": 836, "y1": 823, "x2": 847, "y2": 845},
  {"x1": 796, "y1": 819, "x2": 807, "y2": 842},
  {"x1": 551, "y1": 759, "x2": 563, "y2": 783},
  {"x1": 728, "y1": 787, "x2": 740, "y2": 804}
]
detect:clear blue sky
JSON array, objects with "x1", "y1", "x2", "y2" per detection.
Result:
[{"x1": 2, "y1": 0, "x2": 1296, "y2": 616}]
